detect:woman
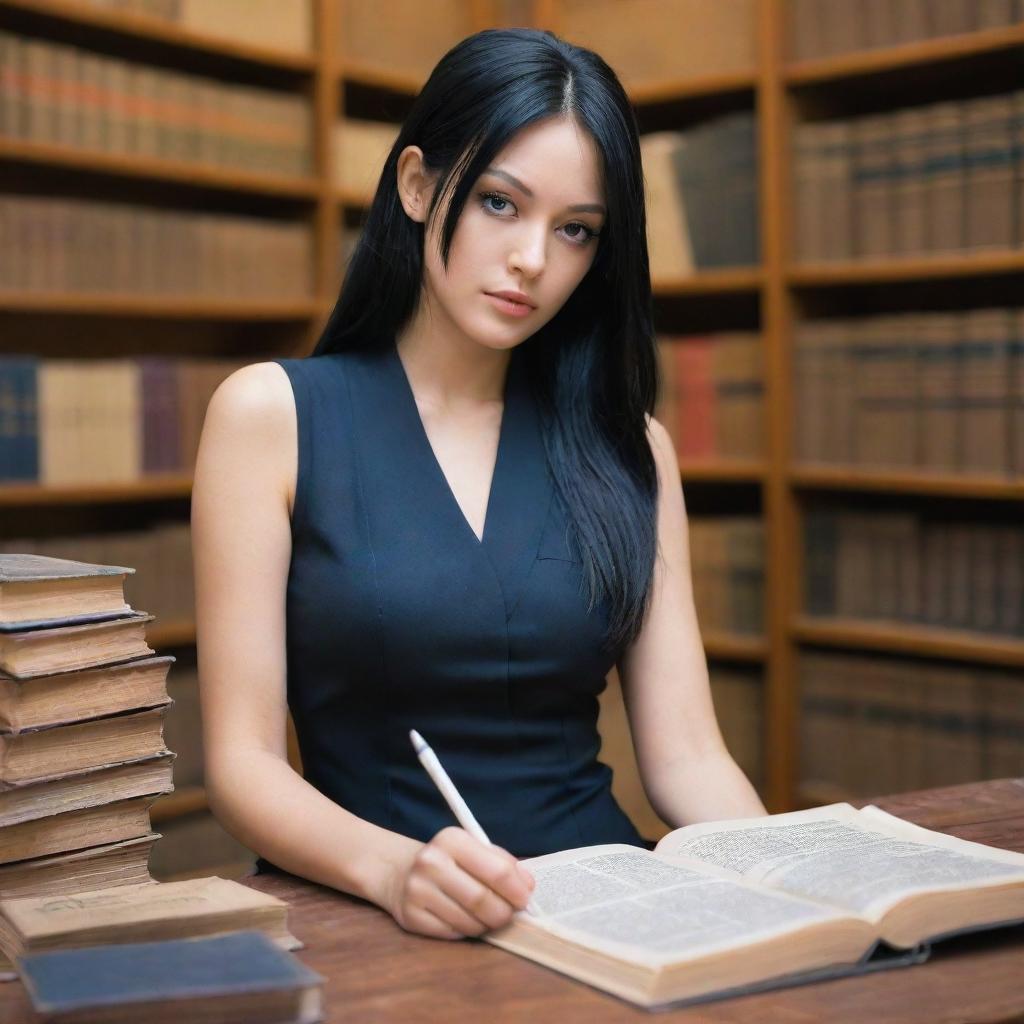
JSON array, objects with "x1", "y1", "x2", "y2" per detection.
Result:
[{"x1": 191, "y1": 27, "x2": 765, "y2": 944}]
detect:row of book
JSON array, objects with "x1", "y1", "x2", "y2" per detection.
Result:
[
  {"x1": 793, "y1": 309, "x2": 1024, "y2": 476},
  {"x1": 800, "y1": 650, "x2": 1024, "y2": 798},
  {"x1": 0, "y1": 356, "x2": 247, "y2": 484},
  {"x1": 0, "y1": 523, "x2": 194, "y2": 630},
  {"x1": 654, "y1": 333, "x2": 764, "y2": 461},
  {"x1": 804, "y1": 510, "x2": 1023, "y2": 638},
  {"x1": 80, "y1": 0, "x2": 312, "y2": 55},
  {"x1": 689, "y1": 517, "x2": 765, "y2": 637},
  {"x1": 0, "y1": 195, "x2": 313, "y2": 298},
  {"x1": 0, "y1": 554, "x2": 318, "y2": 1021},
  {"x1": 641, "y1": 115, "x2": 759, "y2": 275},
  {"x1": 788, "y1": 0, "x2": 1023, "y2": 61},
  {"x1": 0, "y1": 31, "x2": 312, "y2": 176},
  {"x1": 709, "y1": 666, "x2": 762, "y2": 792},
  {"x1": 793, "y1": 92, "x2": 1024, "y2": 262}
]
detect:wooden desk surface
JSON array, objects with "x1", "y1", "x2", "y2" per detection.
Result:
[{"x1": 3, "y1": 779, "x2": 1024, "y2": 1022}]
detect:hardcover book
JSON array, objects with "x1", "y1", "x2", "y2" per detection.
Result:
[{"x1": 485, "y1": 802, "x2": 1024, "y2": 1010}]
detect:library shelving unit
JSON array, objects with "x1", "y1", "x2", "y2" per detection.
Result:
[
  {"x1": 2, "y1": 0, "x2": 1022, "y2": 843},
  {"x1": 533, "y1": 0, "x2": 1024, "y2": 814},
  {"x1": 0, "y1": 0, "x2": 510, "y2": 857}
]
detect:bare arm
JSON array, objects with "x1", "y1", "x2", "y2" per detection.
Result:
[
  {"x1": 616, "y1": 416, "x2": 766, "y2": 828},
  {"x1": 191, "y1": 362, "x2": 533, "y2": 938}
]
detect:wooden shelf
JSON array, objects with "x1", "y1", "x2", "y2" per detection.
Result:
[
  {"x1": 653, "y1": 267, "x2": 763, "y2": 296},
  {"x1": 790, "y1": 466, "x2": 1024, "y2": 501},
  {"x1": 702, "y1": 630, "x2": 767, "y2": 663},
  {"x1": 4, "y1": 0, "x2": 1021, "y2": 823},
  {"x1": 148, "y1": 620, "x2": 197, "y2": 649},
  {"x1": 151, "y1": 785, "x2": 208, "y2": 824},
  {"x1": 0, "y1": 293, "x2": 322, "y2": 320},
  {"x1": 628, "y1": 69, "x2": 757, "y2": 105},
  {"x1": 679, "y1": 460, "x2": 766, "y2": 483},
  {"x1": 0, "y1": 138, "x2": 321, "y2": 201},
  {"x1": 792, "y1": 617, "x2": 1024, "y2": 669},
  {"x1": 339, "y1": 60, "x2": 424, "y2": 96},
  {"x1": 336, "y1": 187, "x2": 372, "y2": 209},
  {"x1": 0, "y1": 474, "x2": 193, "y2": 506},
  {"x1": 0, "y1": 0, "x2": 317, "y2": 73},
  {"x1": 788, "y1": 250, "x2": 1024, "y2": 287},
  {"x1": 785, "y1": 22, "x2": 1024, "y2": 85},
  {"x1": 347, "y1": 32, "x2": 761, "y2": 106}
]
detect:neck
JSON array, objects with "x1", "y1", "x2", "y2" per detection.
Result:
[{"x1": 395, "y1": 295, "x2": 511, "y2": 413}]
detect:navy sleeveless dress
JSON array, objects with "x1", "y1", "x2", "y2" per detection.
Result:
[{"x1": 257, "y1": 337, "x2": 650, "y2": 871}]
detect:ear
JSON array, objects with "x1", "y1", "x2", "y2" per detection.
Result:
[{"x1": 396, "y1": 145, "x2": 438, "y2": 224}]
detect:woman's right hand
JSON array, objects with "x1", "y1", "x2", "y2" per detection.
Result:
[{"x1": 384, "y1": 826, "x2": 537, "y2": 940}]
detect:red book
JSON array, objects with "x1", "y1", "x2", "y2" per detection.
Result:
[{"x1": 675, "y1": 337, "x2": 716, "y2": 459}]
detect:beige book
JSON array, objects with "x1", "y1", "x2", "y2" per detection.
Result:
[
  {"x1": 0, "y1": 651, "x2": 172, "y2": 733},
  {"x1": 332, "y1": 118, "x2": 399, "y2": 197},
  {"x1": 0, "y1": 876, "x2": 301, "y2": 960},
  {"x1": 0, "y1": 552, "x2": 134, "y2": 628},
  {"x1": 639, "y1": 131, "x2": 695, "y2": 280},
  {"x1": 0, "y1": 703, "x2": 169, "y2": 785},
  {"x1": 0, "y1": 752, "x2": 173, "y2": 826},
  {"x1": 963, "y1": 95, "x2": 1015, "y2": 251},
  {"x1": 485, "y1": 803, "x2": 1024, "y2": 1010},
  {"x1": 0, "y1": 611, "x2": 154, "y2": 678},
  {"x1": 0, "y1": 833, "x2": 157, "y2": 903},
  {"x1": 180, "y1": 0, "x2": 311, "y2": 54},
  {"x1": 0, "y1": 793, "x2": 155, "y2": 866}
]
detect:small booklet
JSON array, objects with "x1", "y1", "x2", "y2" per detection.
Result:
[
  {"x1": 484, "y1": 803, "x2": 1024, "y2": 1010},
  {"x1": 16, "y1": 930, "x2": 325, "y2": 1024}
]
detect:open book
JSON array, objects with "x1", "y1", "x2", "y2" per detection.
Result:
[{"x1": 484, "y1": 803, "x2": 1024, "y2": 1010}]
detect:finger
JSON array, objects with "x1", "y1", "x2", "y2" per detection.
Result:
[
  {"x1": 437, "y1": 829, "x2": 534, "y2": 910},
  {"x1": 406, "y1": 903, "x2": 464, "y2": 941},
  {"x1": 422, "y1": 882, "x2": 495, "y2": 936},
  {"x1": 415, "y1": 840, "x2": 518, "y2": 928},
  {"x1": 433, "y1": 866, "x2": 518, "y2": 931}
]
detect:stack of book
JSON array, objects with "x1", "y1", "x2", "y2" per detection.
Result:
[
  {"x1": 0, "y1": 554, "x2": 177, "y2": 973},
  {"x1": 0, "y1": 553, "x2": 314, "y2": 1020}
]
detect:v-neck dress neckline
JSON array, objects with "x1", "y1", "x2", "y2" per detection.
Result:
[{"x1": 387, "y1": 342, "x2": 512, "y2": 548}]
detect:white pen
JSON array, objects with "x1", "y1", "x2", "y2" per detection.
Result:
[{"x1": 409, "y1": 728, "x2": 540, "y2": 918}]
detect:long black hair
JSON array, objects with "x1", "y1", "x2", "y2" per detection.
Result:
[{"x1": 314, "y1": 27, "x2": 659, "y2": 656}]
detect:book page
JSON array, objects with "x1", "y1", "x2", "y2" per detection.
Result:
[
  {"x1": 516, "y1": 843, "x2": 854, "y2": 968},
  {"x1": 655, "y1": 804, "x2": 1024, "y2": 921}
]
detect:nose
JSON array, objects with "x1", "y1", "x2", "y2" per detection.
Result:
[{"x1": 508, "y1": 223, "x2": 546, "y2": 278}]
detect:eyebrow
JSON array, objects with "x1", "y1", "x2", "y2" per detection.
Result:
[{"x1": 484, "y1": 167, "x2": 606, "y2": 214}]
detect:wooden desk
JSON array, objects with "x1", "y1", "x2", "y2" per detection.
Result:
[{"x1": 3, "y1": 779, "x2": 1024, "y2": 1021}]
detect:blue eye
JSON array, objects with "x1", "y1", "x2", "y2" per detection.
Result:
[
  {"x1": 480, "y1": 191, "x2": 513, "y2": 215},
  {"x1": 477, "y1": 191, "x2": 601, "y2": 247}
]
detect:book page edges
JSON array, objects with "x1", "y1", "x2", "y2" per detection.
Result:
[{"x1": 485, "y1": 913, "x2": 880, "y2": 1009}]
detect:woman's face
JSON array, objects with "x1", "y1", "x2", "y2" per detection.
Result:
[{"x1": 399, "y1": 115, "x2": 607, "y2": 352}]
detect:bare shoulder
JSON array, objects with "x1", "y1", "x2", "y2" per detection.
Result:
[
  {"x1": 198, "y1": 361, "x2": 298, "y2": 515},
  {"x1": 207, "y1": 360, "x2": 295, "y2": 427}
]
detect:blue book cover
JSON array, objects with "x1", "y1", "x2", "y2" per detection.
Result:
[{"x1": 18, "y1": 930, "x2": 324, "y2": 1018}]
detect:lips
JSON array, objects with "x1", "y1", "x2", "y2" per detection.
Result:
[{"x1": 485, "y1": 291, "x2": 536, "y2": 309}]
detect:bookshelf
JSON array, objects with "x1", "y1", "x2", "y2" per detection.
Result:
[{"x1": 1, "y1": 0, "x2": 1022, "y2": 852}]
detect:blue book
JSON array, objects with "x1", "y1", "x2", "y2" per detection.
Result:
[{"x1": 17, "y1": 930, "x2": 324, "y2": 1024}]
